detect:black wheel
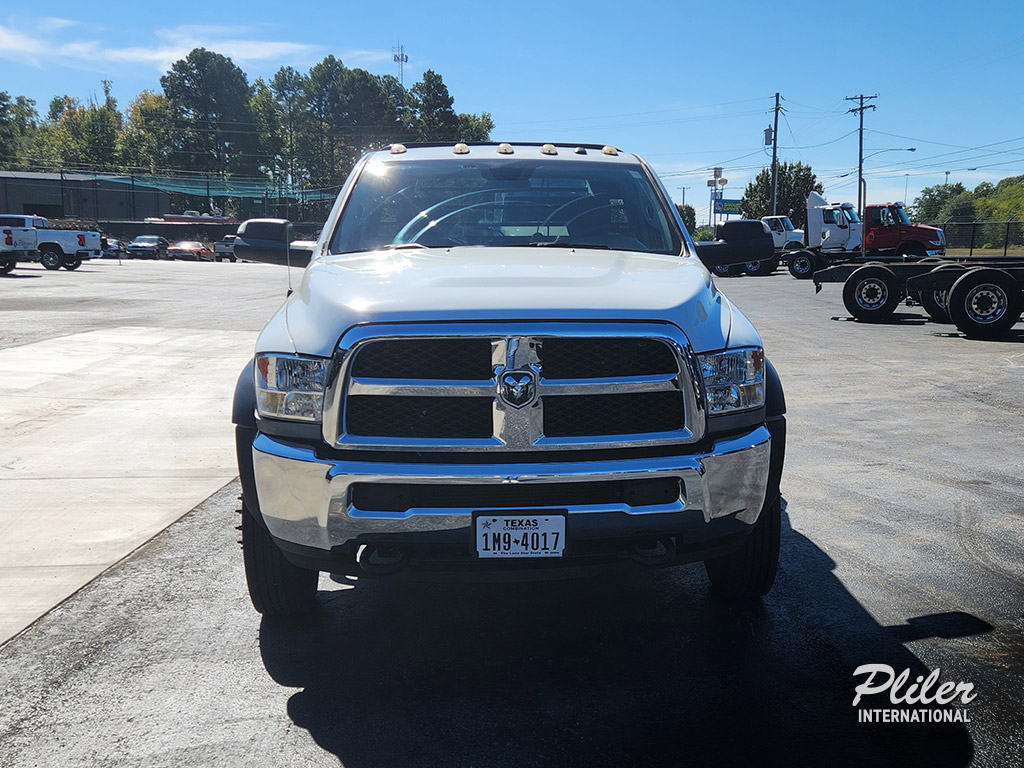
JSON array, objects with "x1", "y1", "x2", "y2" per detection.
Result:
[
  {"x1": 744, "y1": 255, "x2": 780, "y2": 276},
  {"x1": 40, "y1": 248, "x2": 63, "y2": 270},
  {"x1": 843, "y1": 265, "x2": 902, "y2": 321},
  {"x1": 704, "y1": 494, "x2": 781, "y2": 599},
  {"x1": 711, "y1": 262, "x2": 742, "y2": 278},
  {"x1": 787, "y1": 250, "x2": 818, "y2": 279},
  {"x1": 920, "y1": 264, "x2": 965, "y2": 323},
  {"x1": 947, "y1": 268, "x2": 1023, "y2": 339},
  {"x1": 62, "y1": 256, "x2": 82, "y2": 270},
  {"x1": 241, "y1": 503, "x2": 319, "y2": 617},
  {"x1": 0, "y1": 259, "x2": 14, "y2": 275}
]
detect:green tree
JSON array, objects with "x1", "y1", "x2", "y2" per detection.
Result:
[
  {"x1": 675, "y1": 203, "x2": 696, "y2": 233},
  {"x1": 456, "y1": 111, "x2": 494, "y2": 142},
  {"x1": 935, "y1": 191, "x2": 976, "y2": 223},
  {"x1": 250, "y1": 78, "x2": 283, "y2": 180},
  {"x1": 117, "y1": 90, "x2": 173, "y2": 173},
  {"x1": 910, "y1": 183, "x2": 967, "y2": 222},
  {"x1": 303, "y1": 55, "x2": 347, "y2": 185},
  {"x1": 0, "y1": 92, "x2": 38, "y2": 167},
  {"x1": 161, "y1": 48, "x2": 257, "y2": 175},
  {"x1": 739, "y1": 162, "x2": 823, "y2": 229},
  {"x1": 412, "y1": 70, "x2": 458, "y2": 141}
]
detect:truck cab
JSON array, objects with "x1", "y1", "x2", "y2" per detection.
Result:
[
  {"x1": 761, "y1": 215, "x2": 805, "y2": 251},
  {"x1": 863, "y1": 202, "x2": 945, "y2": 259},
  {"x1": 806, "y1": 192, "x2": 861, "y2": 254}
]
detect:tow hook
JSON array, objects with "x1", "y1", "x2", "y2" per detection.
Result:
[
  {"x1": 356, "y1": 544, "x2": 407, "y2": 575},
  {"x1": 629, "y1": 537, "x2": 676, "y2": 566}
]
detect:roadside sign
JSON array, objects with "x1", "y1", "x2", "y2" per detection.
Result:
[{"x1": 714, "y1": 199, "x2": 742, "y2": 214}]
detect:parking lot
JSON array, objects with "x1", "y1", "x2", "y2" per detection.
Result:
[{"x1": 0, "y1": 259, "x2": 1022, "y2": 766}]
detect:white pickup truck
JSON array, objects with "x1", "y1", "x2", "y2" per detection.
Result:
[
  {"x1": 0, "y1": 216, "x2": 38, "y2": 274},
  {"x1": 0, "y1": 214, "x2": 101, "y2": 271},
  {"x1": 230, "y1": 142, "x2": 786, "y2": 620}
]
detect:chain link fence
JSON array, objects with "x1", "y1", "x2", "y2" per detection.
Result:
[{"x1": 929, "y1": 220, "x2": 1024, "y2": 257}]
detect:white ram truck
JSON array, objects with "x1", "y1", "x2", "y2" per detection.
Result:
[
  {"x1": 0, "y1": 214, "x2": 101, "y2": 271},
  {"x1": 231, "y1": 142, "x2": 787, "y2": 619}
]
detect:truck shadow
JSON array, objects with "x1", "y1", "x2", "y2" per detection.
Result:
[
  {"x1": 258, "y1": 507, "x2": 988, "y2": 768},
  {"x1": 832, "y1": 312, "x2": 929, "y2": 325}
]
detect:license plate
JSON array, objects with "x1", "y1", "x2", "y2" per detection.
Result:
[{"x1": 474, "y1": 512, "x2": 566, "y2": 559}]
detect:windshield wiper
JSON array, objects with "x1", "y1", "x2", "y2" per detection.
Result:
[{"x1": 526, "y1": 241, "x2": 609, "y2": 249}]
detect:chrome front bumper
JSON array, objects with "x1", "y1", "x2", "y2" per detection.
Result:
[{"x1": 251, "y1": 426, "x2": 772, "y2": 552}]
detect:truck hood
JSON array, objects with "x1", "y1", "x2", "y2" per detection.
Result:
[{"x1": 256, "y1": 246, "x2": 759, "y2": 357}]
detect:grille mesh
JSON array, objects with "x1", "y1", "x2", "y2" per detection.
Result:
[
  {"x1": 351, "y1": 339, "x2": 492, "y2": 380},
  {"x1": 540, "y1": 338, "x2": 677, "y2": 379},
  {"x1": 351, "y1": 477, "x2": 682, "y2": 513},
  {"x1": 543, "y1": 392, "x2": 683, "y2": 437},
  {"x1": 346, "y1": 396, "x2": 492, "y2": 438}
]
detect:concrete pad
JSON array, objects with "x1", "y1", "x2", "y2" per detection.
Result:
[{"x1": 0, "y1": 326, "x2": 256, "y2": 643}]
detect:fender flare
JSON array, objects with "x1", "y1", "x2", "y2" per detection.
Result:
[
  {"x1": 765, "y1": 358, "x2": 786, "y2": 418},
  {"x1": 232, "y1": 359, "x2": 257, "y2": 427}
]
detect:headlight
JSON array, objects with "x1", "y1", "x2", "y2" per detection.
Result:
[
  {"x1": 255, "y1": 353, "x2": 330, "y2": 422},
  {"x1": 698, "y1": 348, "x2": 764, "y2": 414}
]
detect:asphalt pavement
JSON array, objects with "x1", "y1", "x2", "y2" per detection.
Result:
[{"x1": 0, "y1": 259, "x2": 1021, "y2": 767}]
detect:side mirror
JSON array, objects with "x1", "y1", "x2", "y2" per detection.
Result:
[{"x1": 233, "y1": 218, "x2": 312, "y2": 268}]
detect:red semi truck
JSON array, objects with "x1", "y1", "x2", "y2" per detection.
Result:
[{"x1": 787, "y1": 192, "x2": 945, "y2": 278}]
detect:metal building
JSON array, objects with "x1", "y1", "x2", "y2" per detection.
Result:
[{"x1": 0, "y1": 171, "x2": 171, "y2": 221}]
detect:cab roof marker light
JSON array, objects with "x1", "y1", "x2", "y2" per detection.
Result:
[
  {"x1": 602, "y1": 146, "x2": 619, "y2": 156},
  {"x1": 541, "y1": 144, "x2": 558, "y2": 155},
  {"x1": 390, "y1": 143, "x2": 407, "y2": 155},
  {"x1": 574, "y1": 147, "x2": 587, "y2": 155},
  {"x1": 497, "y1": 143, "x2": 514, "y2": 155},
  {"x1": 453, "y1": 143, "x2": 470, "y2": 155}
]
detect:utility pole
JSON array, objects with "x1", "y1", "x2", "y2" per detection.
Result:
[
  {"x1": 770, "y1": 92, "x2": 782, "y2": 216},
  {"x1": 846, "y1": 94, "x2": 877, "y2": 217}
]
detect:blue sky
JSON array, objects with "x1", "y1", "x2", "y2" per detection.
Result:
[{"x1": 3, "y1": 0, "x2": 1023, "y2": 224}]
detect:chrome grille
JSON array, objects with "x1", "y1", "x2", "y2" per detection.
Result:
[{"x1": 322, "y1": 322, "x2": 705, "y2": 451}]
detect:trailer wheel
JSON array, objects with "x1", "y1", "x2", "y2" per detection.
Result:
[
  {"x1": 947, "y1": 268, "x2": 1023, "y2": 339},
  {"x1": 843, "y1": 265, "x2": 902, "y2": 321},
  {"x1": 920, "y1": 264, "x2": 965, "y2": 323},
  {"x1": 788, "y1": 250, "x2": 818, "y2": 280},
  {"x1": 711, "y1": 262, "x2": 742, "y2": 278},
  {"x1": 744, "y1": 255, "x2": 779, "y2": 276}
]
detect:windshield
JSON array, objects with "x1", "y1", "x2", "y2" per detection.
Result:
[
  {"x1": 780, "y1": 216, "x2": 795, "y2": 231},
  {"x1": 842, "y1": 208, "x2": 861, "y2": 224},
  {"x1": 136, "y1": 236, "x2": 159, "y2": 244},
  {"x1": 331, "y1": 157, "x2": 681, "y2": 255},
  {"x1": 894, "y1": 206, "x2": 911, "y2": 225}
]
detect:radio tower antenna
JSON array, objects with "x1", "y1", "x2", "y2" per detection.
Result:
[{"x1": 393, "y1": 43, "x2": 409, "y2": 87}]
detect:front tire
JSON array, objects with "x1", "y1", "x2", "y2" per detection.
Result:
[
  {"x1": 704, "y1": 494, "x2": 781, "y2": 599},
  {"x1": 947, "y1": 268, "x2": 1023, "y2": 339},
  {"x1": 241, "y1": 503, "x2": 319, "y2": 618},
  {"x1": 62, "y1": 256, "x2": 82, "y2": 270},
  {"x1": 744, "y1": 255, "x2": 780, "y2": 277},
  {"x1": 40, "y1": 248, "x2": 63, "y2": 270},
  {"x1": 787, "y1": 250, "x2": 818, "y2": 279},
  {"x1": 711, "y1": 262, "x2": 742, "y2": 278},
  {"x1": 843, "y1": 264, "x2": 902, "y2": 321}
]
